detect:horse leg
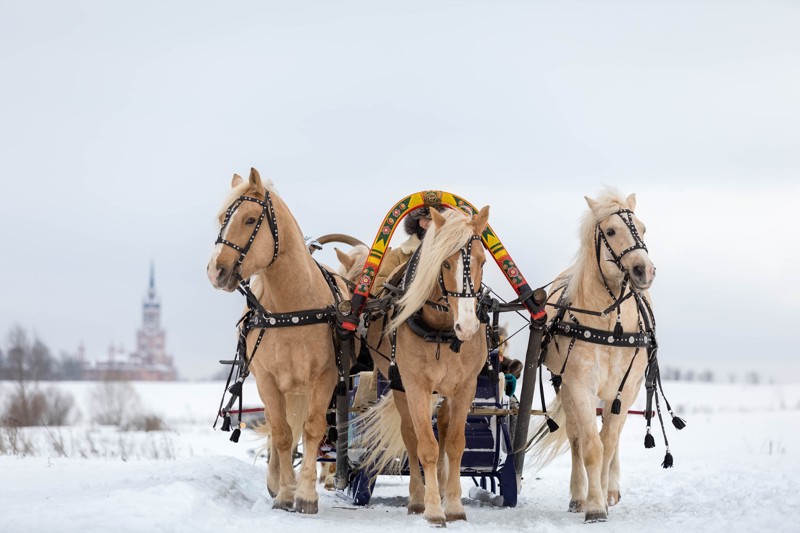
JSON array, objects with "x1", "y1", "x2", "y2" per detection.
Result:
[
  {"x1": 319, "y1": 462, "x2": 335, "y2": 491},
  {"x1": 262, "y1": 389, "x2": 297, "y2": 511},
  {"x1": 600, "y1": 410, "x2": 628, "y2": 507},
  {"x1": 294, "y1": 375, "x2": 336, "y2": 514},
  {"x1": 562, "y1": 384, "x2": 606, "y2": 522},
  {"x1": 267, "y1": 433, "x2": 280, "y2": 498},
  {"x1": 564, "y1": 410, "x2": 587, "y2": 513},
  {"x1": 393, "y1": 391, "x2": 425, "y2": 514},
  {"x1": 442, "y1": 388, "x2": 474, "y2": 522},
  {"x1": 406, "y1": 387, "x2": 446, "y2": 526},
  {"x1": 436, "y1": 397, "x2": 449, "y2": 500}
]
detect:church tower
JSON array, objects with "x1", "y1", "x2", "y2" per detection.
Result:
[{"x1": 133, "y1": 263, "x2": 175, "y2": 376}]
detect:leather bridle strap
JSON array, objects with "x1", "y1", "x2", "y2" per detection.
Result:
[{"x1": 215, "y1": 190, "x2": 280, "y2": 273}]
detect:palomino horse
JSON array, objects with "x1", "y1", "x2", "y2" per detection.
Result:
[
  {"x1": 354, "y1": 206, "x2": 491, "y2": 526},
  {"x1": 530, "y1": 189, "x2": 656, "y2": 522},
  {"x1": 206, "y1": 168, "x2": 347, "y2": 514}
]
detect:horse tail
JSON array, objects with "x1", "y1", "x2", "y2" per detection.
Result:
[
  {"x1": 525, "y1": 395, "x2": 570, "y2": 472},
  {"x1": 350, "y1": 391, "x2": 407, "y2": 476}
]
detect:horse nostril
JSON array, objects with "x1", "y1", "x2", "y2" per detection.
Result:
[
  {"x1": 455, "y1": 324, "x2": 462, "y2": 333},
  {"x1": 218, "y1": 266, "x2": 227, "y2": 280},
  {"x1": 633, "y1": 265, "x2": 644, "y2": 279}
]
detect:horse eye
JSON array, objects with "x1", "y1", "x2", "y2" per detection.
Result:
[
  {"x1": 606, "y1": 228, "x2": 616, "y2": 237},
  {"x1": 245, "y1": 217, "x2": 257, "y2": 225},
  {"x1": 442, "y1": 261, "x2": 451, "y2": 270}
]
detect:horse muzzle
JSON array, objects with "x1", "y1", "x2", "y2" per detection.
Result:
[
  {"x1": 207, "y1": 261, "x2": 239, "y2": 292},
  {"x1": 630, "y1": 262, "x2": 656, "y2": 292}
]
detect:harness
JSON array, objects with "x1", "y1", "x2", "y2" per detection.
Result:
[
  {"x1": 538, "y1": 208, "x2": 684, "y2": 468},
  {"x1": 213, "y1": 190, "x2": 350, "y2": 442}
]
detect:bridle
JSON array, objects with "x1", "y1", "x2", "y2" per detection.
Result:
[
  {"x1": 595, "y1": 209, "x2": 648, "y2": 278},
  {"x1": 594, "y1": 208, "x2": 649, "y2": 306},
  {"x1": 438, "y1": 234, "x2": 484, "y2": 301},
  {"x1": 214, "y1": 190, "x2": 280, "y2": 279}
]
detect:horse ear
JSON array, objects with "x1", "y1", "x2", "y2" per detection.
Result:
[
  {"x1": 625, "y1": 193, "x2": 637, "y2": 211},
  {"x1": 472, "y1": 205, "x2": 490, "y2": 234},
  {"x1": 335, "y1": 248, "x2": 355, "y2": 271},
  {"x1": 430, "y1": 207, "x2": 447, "y2": 229},
  {"x1": 584, "y1": 196, "x2": 599, "y2": 212},
  {"x1": 231, "y1": 174, "x2": 244, "y2": 187},
  {"x1": 248, "y1": 168, "x2": 264, "y2": 190}
]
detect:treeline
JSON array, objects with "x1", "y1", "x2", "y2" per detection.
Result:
[{"x1": 0, "y1": 326, "x2": 84, "y2": 381}]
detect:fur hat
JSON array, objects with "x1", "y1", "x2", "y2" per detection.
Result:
[{"x1": 403, "y1": 206, "x2": 444, "y2": 239}]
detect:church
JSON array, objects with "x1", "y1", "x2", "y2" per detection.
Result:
[{"x1": 81, "y1": 265, "x2": 178, "y2": 381}]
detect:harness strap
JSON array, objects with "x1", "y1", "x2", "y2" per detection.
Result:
[{"x1": 551, "y1": 321, "x2": 654, "y2": 348}]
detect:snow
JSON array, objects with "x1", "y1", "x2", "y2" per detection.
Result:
[{"x1": 1, "y1": 381, "x2": 799, "y2": 533}]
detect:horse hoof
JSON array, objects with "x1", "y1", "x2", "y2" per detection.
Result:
[
  {"x1": 272, "y1": 499, "x2": 294, "y2": 512},
  {"x1": 407, "y1": 503, "x2": 425, "y2": 515},
  {"x1": 568, "y1": 500, "x2": 585, "y2": 513},
  {"x1": 445, "y1": 512, "x2": 467, "y2": 522},
  {"x1": 295, "y1": 498, "x2": 319, "y2": 514},
  {"x1": 424, "y1": 515, "x2": 447, "y2": 528},
  {"x1": 585, "y1": 510, "x2": 608, "y2": 523},
  {"x1": 608, "y1": 491, "x2": 621, "y2": 506}
]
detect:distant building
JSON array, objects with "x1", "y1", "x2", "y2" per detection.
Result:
[{"x1": 82, "y1": 264, "x2": 178, "y2": 381}]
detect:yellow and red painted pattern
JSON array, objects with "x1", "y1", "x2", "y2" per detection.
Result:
[{"x1": 352, "y1": 190, "x2": 534, "y2": 316}]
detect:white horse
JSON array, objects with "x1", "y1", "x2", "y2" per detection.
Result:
[{"x1": 530, "y1": 189, "x2": 659, "y2": 522}]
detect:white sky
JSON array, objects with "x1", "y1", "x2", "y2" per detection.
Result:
[{"x1": 1, "y1": 1, "x2": 798, "y2": 381}]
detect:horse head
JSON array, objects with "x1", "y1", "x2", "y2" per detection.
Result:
[
  {"x1": 585, "y1": 192, "x2": 655, "y2": 292},
  {"x1": 388, "y1": 206, "x2": 490, "y2": 342},
  {"x1": 207, "y1": 168, "x2": 279, "y2": 292}
]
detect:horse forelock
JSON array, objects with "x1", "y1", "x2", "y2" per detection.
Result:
[
  {"x1": 387, "y1": 209, "x2": 476, "y2": 332},
  {"x1": 215, "y1": 179, "x2": 277, "y2": 224}
]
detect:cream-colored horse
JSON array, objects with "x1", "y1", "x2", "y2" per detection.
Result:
[
  {"x1": 353, "y1": 206, "x2": 490, "y2": 526},
  {"x1": 206, "y1": 168, "x2": 347, "y2": 514},
  {"x1": 530, "y1": 190, "x2": 656, "y2": 522}
]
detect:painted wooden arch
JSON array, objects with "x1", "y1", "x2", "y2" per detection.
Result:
[{"x1": 350, "y1": 190, "x2": 540, "y2": 319}]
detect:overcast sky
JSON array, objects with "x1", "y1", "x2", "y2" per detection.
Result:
[{"x1": 1, "y1": 1, "x2": 798, "y2": 382}]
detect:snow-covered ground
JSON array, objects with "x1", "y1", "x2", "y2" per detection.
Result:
[{"x1": 1, "y1": 381, "x2": 798, "y2": 533}]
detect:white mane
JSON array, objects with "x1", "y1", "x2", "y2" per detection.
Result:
[{"x1": 387, "y1": 209, "x2": 476, "y2": 332}]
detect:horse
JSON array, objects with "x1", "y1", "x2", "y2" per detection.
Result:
[
  {"x1": 529, "y1": 189, "x2": 657, "y2": 522},
  {"x1": 206, "y1": 168, "x2": 349, "y2": 514},
  {"x1": 352, "y1": 206, "x2": 491, "y2": 526}
]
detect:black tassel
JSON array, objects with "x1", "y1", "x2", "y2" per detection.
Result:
[
  {"x1": 388, "y1": 363, "x2": 405, "y2": 392},
  {"x1": 230, "y1": 428, "x2": 241, "y2": 443},
  {"x1": 327, "y1": 426, "x2": 338, "y2": 442},
  {"x1": 614, "y1": 321, "x2": 623, "y2": 338},
  {"x1": 550, "y1": 374, "x2": 562, "y2": 393},
  {"x1": 449, "y1": 339, "x2": 462, "y2": 353},
  {"x1": 644, "y1": 431, "x2": 656, "y2": 449},
  {"x1": 221, "y1": 415, "x2": 231, "y2": 432},
  {"x1": 546, "y1": 416, "x2": 560, "y2": 433},
  {"x1": 661, "y1": 451, "x2": 673, "y2": 468},
  {"x1": 335, "y1": 380, "x2": 347, "y2": 396},
  {"x1": 611, "y1": 398, "x2": 621, "y2": 415},
  {"x1": 671, "y1": 416, "x2": 686, "y2": 430},
  {"x1": 228, "y1": 381, "x2": 243, "y2": 396}
]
